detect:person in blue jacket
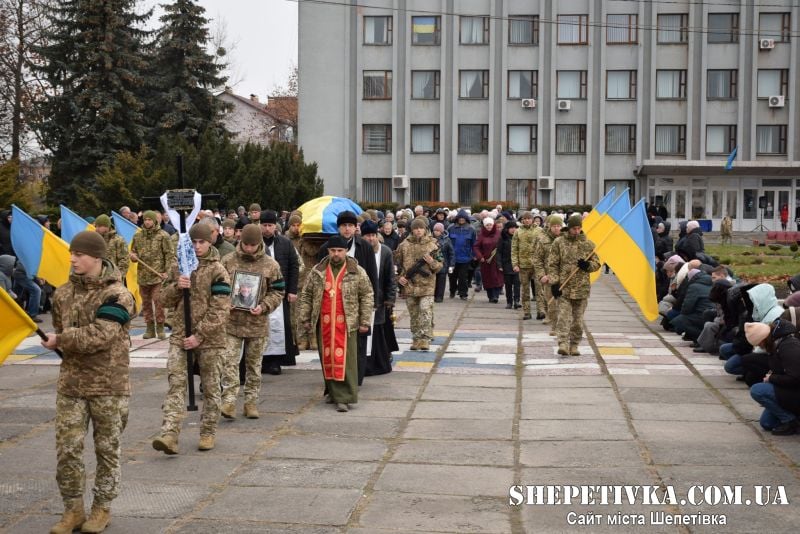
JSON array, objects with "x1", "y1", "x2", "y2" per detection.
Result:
[{"x1": 448, "y1": 210, "x2": 476, "y2": 300}]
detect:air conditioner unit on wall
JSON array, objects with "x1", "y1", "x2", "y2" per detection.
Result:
[
  {"x1": 521, "y1": 98, "x2": 536, "y2": 109},
  {"x1": 538, "y1": 176, "x2": 553, "y2": 190},
  {"x1": 392, "y1": 175, "x2": 408, "y2": 189},
  {"x1": 557, "y1": 99, "x2": 571, "y2": 111},
  {"x1": 759, "y1": 38, "x2": 775, "y2": 50},
  {"x1": 768, "y1": 95, "x2": 785, "y2": 108}
]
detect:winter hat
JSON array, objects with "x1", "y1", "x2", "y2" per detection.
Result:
[
  {"x1": 433, "y1": 222, "x2": 445, "y2": 233},
  {"x1": 69, "y1": 231, "x2": 107, "y2": 259},
  {"x1": 239, "y1": 224, "x2": 262, "y2": 245},
  {"x1": 519, "y1": 211, "x2": 533, "y2": 220},
  {"x1": 260, "y1": 210, "x2": 278, "y2": 224},
  {"x1": 288, "y1": 214, "x2": 302, "y2": 226},
  {"x1": 248, "y1": 203, "x2": 262, "y2": 213},
  {"x1": 504, "y1": 220, "x2": 518, "y2": 230},
  {"x1": 143, "y1": 210, "x2": 159, "y2": 223},
  {"x1": 687, "y1": 220, "x2": 700, "y2": 233},
  {"x1": 483, "y1": 217, "x2": 495, "y2": 228},
  {"x1": 94, "y1": 214, "x2": 111, "y2": 228},
  {"x1": 410, "y1": 217, "x2": 428, "y2": 231},
  {"x1": 221, "y1": 219, "x2": 236, "y2": 230},
  {"x1": 663, "y1": 255, "x2": 683, "y2": 272},
  {"x1": 360, "y1": 220, "x2": 378, "y2": 235},
  {"x1": 337, "y1": 211, "x2": 358, "y2": 226},
  {"x1": 567, "y1": 214, "x2": 583, "y2": 229},
  {"x1": 745, "y1": 322, "x2": 771, "y2": 346},
  {"x1": 687, "y1": 269, "x2": 701, "y2": 280},
  {"x1": 546, "y1": 215, "x2": 562, "y2": 227},
  {"x1": 189, "y1": 222, "x2": 214, "y2": 242},
  {"x1": 326, "y1": 235, "x2": 349, "y2": 250}
]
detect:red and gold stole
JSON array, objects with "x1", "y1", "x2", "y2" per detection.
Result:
[{"x1": 320, "y1": 262, "x2": 348, "y2": 381}]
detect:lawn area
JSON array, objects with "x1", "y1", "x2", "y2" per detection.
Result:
[{"x1": 705, "y1": 244, "x2": 800, "y2": 286}]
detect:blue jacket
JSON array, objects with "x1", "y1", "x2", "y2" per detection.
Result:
[{"x1": 449, "y1": 210, "x2": 476, "y2": 264}]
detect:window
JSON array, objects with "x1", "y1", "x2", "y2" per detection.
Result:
[
  {"x1": 364, "y1": 16, "x2": 392, "y2": 45},
  {"x1": 656, "y1": 70, "x2": 687, "y2": 99},
  {"x1": 756, "y1": 125, "x2": 788, "y2": 155},
  {"x1": 507, "y1": 179, "x2": 537, "y2": 208},
  {"x1": 606, "y1": 70, "x2": 637, "y2": 100},
  {"x1": 507, "y1": 125, "x2": 537, "y2": 154},
  {"x1": 509, "y1": 15, "x2": 539, "y2": 45},
  {"x1": 555, "y1": 180, "x2": 586, "y2": 204},
  {"x1": 556, "y1": 125, "x2": 587, "y2": 154},
  {"x1": 759, "y1": 13, "x2": 791, "y2": 43},
  {"x1": 458, "y1": 124, "x2": 489, "y2": 154},
  {"x1": 363, "y1": 70, "x2": 392, "y2": 99},
  {"x1": 658, "y1": 14, "x2": 688, "y2": 43},
  {"x1": 607, "y1": 14, "x2": 638, "y2": 44},
  {"x1": 458, "y1": 179, "x2": 488, "y2": 204},
  {"x1": 655, "y1": 125, "x2": 686, "y2": 155},
  {"x1": 459, "y1": 70, "x2": 489, "y2": 99},
  {"x1": 558, "y1": 14, "x2": 589, "y2": 44},
  {"x1": 362, "y1": 124, "x2": 391, "y2": 153},
  {"x1": 362, "y1": 178, "x2": 391, "y2": 202},
  {"x1": 557, "y1": 71, "x2": 588, "y2": 99},
  {"x1": 460, "y1": 16, "x2": 489, "y2": 44},
  {"x1": 411, "y1": 125, "x2": 440, "y2": 154},
  {"x1": 708, "y1": 13, "x2": 739, "y2": 43},
  {"x1": 706, "y1": 125, "x2": 737, "y2": 155},
  {"x1": 727, "y1": 191, "x2": 738, "y2": 219},
  {"x1": 757, "y1": 69, "x2": 789, "y2": 98},
  {"x1": 606, "y1": 125, "x2": 636, "y2": 154},
  {"x1": 411, "y1": 70, "x2": 440, "y2": 99},
  {"x1": 410, "y1": 179, "x2": 440, "y2": 202},
  {"x1": 707, "y1": 70, "x2": 737, "y2": 100},
  {"x1": 412, "y1": 16, "x2": 440, "y2": 45},
  {"x1": 508, "y1": 70, "x2": 538, "y2": 99}
]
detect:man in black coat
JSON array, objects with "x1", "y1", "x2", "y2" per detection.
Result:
[
  {"x1": 361, "y1": 221, "x2": 397, "y2": 376},
  {"x1": 259, "y1": 210, "x2": 299, "y2": 374},
  {"x1": 317, "y1": 211, "x2": 378, "y2": 384}
]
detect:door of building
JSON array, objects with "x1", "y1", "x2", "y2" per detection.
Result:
[{"x1": 761, "y1": 189, "x2": 791, "y2": 231}]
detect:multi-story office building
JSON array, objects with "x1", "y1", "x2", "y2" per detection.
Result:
[{"x1": 299, "y1": 0, "x2": 800, "y2": 230}]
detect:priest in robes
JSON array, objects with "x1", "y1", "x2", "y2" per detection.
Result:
[{"x1": 360, "y1": 220, "x2": 397, "y2": 375}]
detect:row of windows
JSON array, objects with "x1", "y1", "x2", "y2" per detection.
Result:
[
  {"x1": 363, "y1": 13, "x2": 791, "y2": 47},
  {"x1": 365, "y1": 68, "x2": 791, "y2": 101},
  {"x1": 362, "y1": 124, "x2": 789, "y2": 156}
]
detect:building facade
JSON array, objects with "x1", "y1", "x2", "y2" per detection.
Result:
[
  {"x1": 218, "y1": 90, "x2": 296, "y2": 146},
  {"x1": 298, "y1": 0, "x2": 800, "y2": 230}
]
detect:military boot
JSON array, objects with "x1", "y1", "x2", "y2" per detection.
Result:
[
  {"x1": 156, "y1": 324, "x2": 167, "y2": 340},
  {"x1": 198, "y1": 434, "x2": 215, "y2": 451},
  {"x1": 244, "y1": 403, "x2": 260, "y2": 419},
  {"x1": 522, "y1": 313, "x2": 532, "y2": 320},
  {"x1": 557, "y1": 343, "x2": 569, "y2": 356},
  {"x1": 142, "y1": 322, "x2": 156, "y2": 339},
  {"x1": 409, "y1": 340, "x2": 420, "y2": 351},
  {"x1": 80, "y1": 505, "x2": 110, "y2": 533},
  {"x1": 569, "y1": 344, "x2": 580, "y2": 356},
  {"x1": 152, "y1": 432, "x2": 179, "y2": 455},
  {"x1": 309, "y1": 337, "x2": 318, "y2": 350},
  {"x1": 418, "y1": 340, "x2": 430, "y2": 352},
  {"x1": 220, "y1": 402, "x2": 236, "y2": 419},
  {"x1": 50, "y1": 498, "x2": 85, "y2": 534}
]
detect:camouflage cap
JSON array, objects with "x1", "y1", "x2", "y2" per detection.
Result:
[
  {"x1": 240, "y1": 224, "x2": 262, "y2": 245},
  {"x1": 546, "y1": 215, "x2": 562, "y2": 227},
  {"x1": 566, "y1": 214, "x2": 583, "y2": 229},
  {"x1": 189, "y1": 222, "x2": 214, "y2": 242},
  {"x1": 143, "y1": 210, "x2": 159, "y2": 223},
  {"x1": 94, "y1": 214, "x2": 111, "y2": 228}
]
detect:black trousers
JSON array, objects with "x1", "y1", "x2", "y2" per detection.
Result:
[
  {"x1": 434, "y1": 272, "x2": 447, "y2": 301},
  {"x1": 454, "y1": 263, "x2": 471, "y2": 297},
  {"x1": 357, "y1": 332, "x2": 368, "y2": 386},
  {"x1": 504, "y1": 273, "x2": 520, "y2": 305}
]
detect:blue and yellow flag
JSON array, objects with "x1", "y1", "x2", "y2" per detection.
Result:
[
  {"x1": 581, "y1": 187, "x2": 616, "y2": 234},
  {"x1": 0, "y1": 287, "x2": 37, "y2": 366},
  {"x1": 413, "y1": 16, "x2": 436, "y2": 34},
  {"x1": 586, "y1": 190, "x2": 631, "y2": 283},
  {"x1": 592, "y1": 199, "x2": 658, "y2": 321},
  {"x1": 60, "y1": 205, "x2": 95, "y2": 243},
  {"x1": 10, "y1": 205, "x2": 71, "y2": 288},
  {"x1": 111, "y1": 211, "x2": 142, "y2": 311}
]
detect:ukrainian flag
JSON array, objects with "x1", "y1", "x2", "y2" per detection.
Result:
[
  {"x1": 10, "y1": 205, "x2": 71, "y2": 288},
  {"x1": 0, "y1": 287, "x2": 37, "y2": 366},
  {"x1": 413, "y1": 16, "x2": 436, "y2": 34},
  {"x1": 60, "y1": 205, "x2": 95, "y2": 243},
  {"x1": 581, "y1": 186, "x2": 617, "y2": 233},
  {"x1": 112, "y1": 211, "x2": 142, "y2": 311},
  {"x1": 592, "y1": 199, "x2": 659, "y2": 321},
  {"x1": 586, "y1": 189, "x2": 631, "y2": 283}
]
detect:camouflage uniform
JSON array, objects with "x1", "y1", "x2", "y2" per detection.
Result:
[
  {"x1": 220, "y1": 242, "x2": 285, "y2": 409},
  {"x1": 394, "y1": 234, "x2": 443, "y2": 349},
  {"x1": 158, "y1": 246, "x2": 230, "y2": 441},
  {"x1": 294, "y1": 234, "x2": 323, "y2": 349},
  {"x1": 297, "y1": 257, "x2": 373, "y2": 404},
  {"x1": 51, "y1": 260, "x2": 135, "y2": 509},
  {"x1": 531, "y1": 228, "x2": 560, "y2": 328},
  {"x1": 547, "y1": 231, "x2": 601, "y2": 354},
  {"x1": 131, "y1": 225, "x2": 174, "y2": 325},
  {"x1": 102, "y1": 229, "x2": 130, "y2": 277},
  {"x1": 512, "y1": 224, "x2": 542, "y2": 317},
  {"x1": 285, "y1": 227, "x2": 310, "y2": 347}
]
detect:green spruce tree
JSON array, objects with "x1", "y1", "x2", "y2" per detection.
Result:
[
  {"x1": 34, "y1": 0, "x2": 151, "y2": 209},
  {"x1": 149, "y1": 0, "x2": 227, "y2": 144}
]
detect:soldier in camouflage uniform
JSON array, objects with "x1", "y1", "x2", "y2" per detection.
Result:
[
  {"x1": 130, "y1": 210, "x2": 174, "y2": 339},
  {"x1": 297, "y1": 235, "x2": 373, "y2": 412},
  {"x1": 221, "y1": 219, "x2": 237, "y2": 245},
  {"x1": 220, "y1": 224, "x2": 285, "y2": 419},
  {"x1": 285, "y1": 213, "x2": 313, "y2": 348},
  {"x1": 512, "y1": 211, "x2": 543, "y2": 320},
  {"x1": 547, "y1": 215, "x2": 601, "y2": 356},
  {"x1": 394, "y1": 217, "x2": 443, "y2": 351},
  {"x1": 532, "y1": 215, "x2": 563, "y2": 333},
  {"x1": 152, "y1": 223, "x2": 231, "y2": 454},
  {"x1": 42, "y1": 231, "x2": 135, "y2": 534},
  {"x1": 93, "y1": 214, "x2": 129, "y2": 278}
]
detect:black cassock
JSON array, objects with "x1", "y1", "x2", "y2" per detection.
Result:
[{"x1": 366, "y1": 244, "x2": 397, "y2": 376}]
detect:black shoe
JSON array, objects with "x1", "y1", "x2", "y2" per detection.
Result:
[
  {"x1": 474, "y1": 286, "x2": 482, "y2": 292},
  {"x1": 693, "y1": 347, "x2": 706, "y2": 353},
  {"x1": 460, "y1": 296, "x2": 468, "y2": 300},
  {"x1": 514, "y1": 302, "x2": 521, "y2": 309},
  {"x1": 536, "y1": 313, "x2": 545, "y2": 320},
  {"x1": 434, "y1": 298, "x2": 443, "y2": 303},
  {"x1": 449, "y1": 293, "x2": 455, "y2": 299},
  {"x1": 735, "y1": 375, "x2": 745, "y2": 382},
  {"x1": 506, "y1": 303, "x2": 513, "y2": 309},
  {"x1": 489, "y1": 298, "x2": 498, "y2": 303},
  {"x1": 690, "y1": 342, "x2": 699, "y2": 348},
  {"x1": 265, "y1": 366, "x2": 282, "y2": 376},
  {"x1": 771, "y1": 419, "x2": 799, "y2": 436}
]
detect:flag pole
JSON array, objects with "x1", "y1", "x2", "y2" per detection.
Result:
[
  {"x1": 176, "y1": 154, "x2": 198, "y2": 412},
  {"x1": 34, "y1": 328, "x2": 63, "y2": 358}
]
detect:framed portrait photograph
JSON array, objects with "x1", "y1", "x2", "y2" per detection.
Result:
[{"x1": 231, "y1": 271, "x2": 262, "y2": 311}]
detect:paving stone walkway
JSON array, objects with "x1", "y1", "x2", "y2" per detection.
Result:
[{"x1": 2, "y1": 274, "x2": 800, "y2": 533}]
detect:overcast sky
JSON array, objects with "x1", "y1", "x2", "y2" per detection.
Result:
[{"x1": 142, "y1": 0, "x2": 299, "y2": 100}]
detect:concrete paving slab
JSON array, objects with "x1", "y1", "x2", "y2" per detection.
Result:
[
  {"x1": 519, "y1": 440, "x2": 644, "y2": 468},
  {"x1": 632, "y1": 421, "x2": 763, "y2": 445},
  {"x1": 173, "y1": 520, "x2": 342, "y2": 534},
  {"x1": 403, "y1": 418, "x2": 513, "y2": 440},
  {"x1": 411, "y1": 401, "x2": 514, "y2": 420},
  {"x1": 427, "y1": 374, "x2": 517, "y2": 388},
  {"x1": 618, "y1": 387, "x2": 720, "y2": 404},
  {"x1": 521, "y1": 402, "x2": 626, "y2": 420},
  {"x1": 7, "y1": 514, "x2": 172, "y2": 533},
  {"x1": 522, "y1": 387, "x2": 619, "y2": 404},
  {"x1": 123, "y1": 453, "x2": 242, "y2": 483},
  {"x1": 521, "y1": 375, "x2": 611, "y2": 388},
  {"x1": 612, "y1": 375, "x2": 707, "y2": 388},
  {"x1": 375, "y1": 463, "x2": 512, "y2": 496},
  {"x1": 420, "y1": 385, "x2": 517, "y2": 403},
  {"x1": 626, "y1": 402, "x2": 739, "y2": 422},
  {"x1": 291, "y1": 412, "x2": 403, "y2": 438},
  {"x1": 230, "y1": 458, "x2": 376, "y2": 489},
  {"x1": 261, "y1": 435, "x2": 388, "y2": 462},
  {"x1": 519, "y1": 419, "x2": 634, "y2": 441},
  {"x1": 391, "y1": 439, "x2": 514, "y2": 467}
]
